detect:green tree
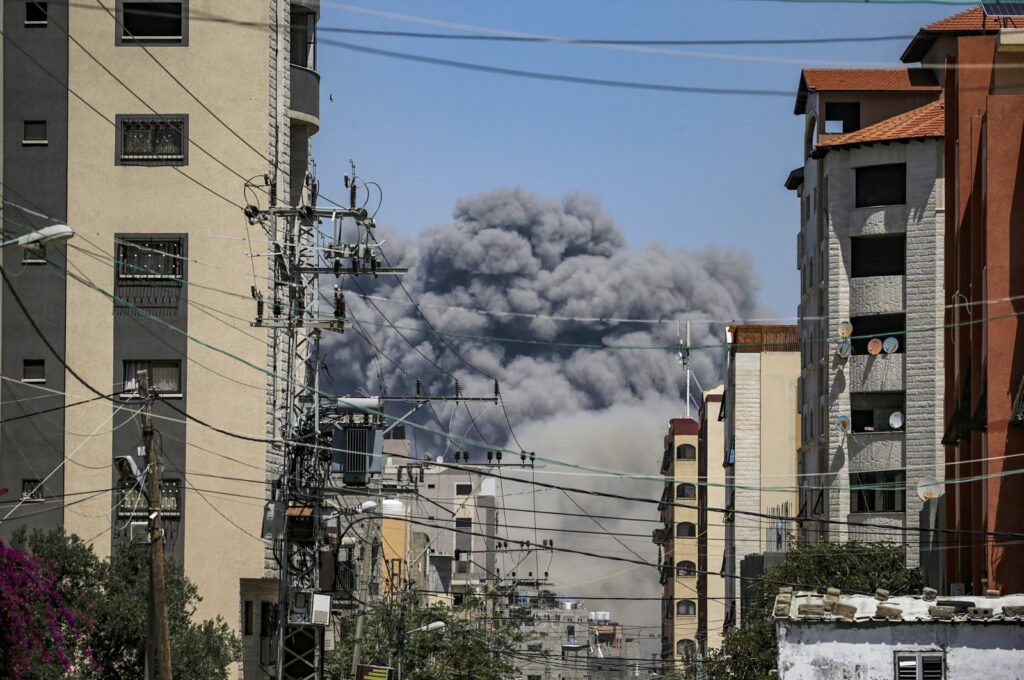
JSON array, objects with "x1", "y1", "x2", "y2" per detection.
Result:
[
  {"x1": 325, "y1": 594, "x2": 525, "y2": 680},
  {"x1": 12, "y1": 528, "x2": 240, "y2": 679},
  {"x1": 705, "y1": 541, "x2": 925, "y2": 680}
]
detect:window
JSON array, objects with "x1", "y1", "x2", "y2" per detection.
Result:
[
  {"x1": 259, "y1": 601, "x2": 276, "y2": 638},
  {"x1": 851, "y1": 235, "x2": 906, "y2": 278},
  {"x1": 116, "y1": 115, "x2": 187, "y2": 165},
  {"x1": 851, "y1": 392, "x2": 905, "y2": 433},
  {"x1": 856, "y1": 163, "x2": 906, "y2": 208},
  {"x1": 677, "y1": 639, "x2": 696, "y2": 660},
  {"x1": 677, "y1": 560, "x2": 696, "y2": 578},
  {"x1": 851, "y1": 470, "x2": 906, "y2": 514},
  {"x1": 676, "y1": 444, "x2": 696, "y2": 460},
  {"x1": 676, "y1": 522, "x2": 696, "y2": 538},
  {"x1": 116, "y1": 237, "x2": 184, "y2": 280},
  {"x1": 677, "y1": 483, "x2": 696, "y2": 500},
  {"x1": 25, "y1": 2, "x2": 47, "y2": 25},
  {"x1": 118, "y1": 478, "x2": 181, "y2": 518},
  {"x1": 290, "y1": 9, "x2": 316, "y2": 69},
  {"x1": 23, "y1": 121, "x2": 47, "y2": 146},
  {"x1": 455, "y1": 517, "x2": 472, "y2": 529},
  {"x1": 243, "y1": 600, "x2": 254, "y2": 636},
  {"x1": 455, "y1": 483, "x2": 472, "y2": 496},
  {"x1": 122, "y1": 359, "x2": 182, "y2": 396},
  {"x1": 21, "y1": 480, "x2": 43, "y2": 502},
  {"x1": 895, "y1": 652, "x2": 944, "y2": 680},
  {"x1": 117, "y1": 1, "x2": 187, "y2": 45},
  {"x1": 526, "y1": 643, "x2": 543, "y2": 653},
  {"x1": 677, "y1": 599, "x2": 696, "y2": 616},
  {"x1": 849, "y1": 314, "x2": 906, "y2": 355},
  {"x1": 452, "y1": 593, "x2": 465, "y2": 606},
  {"x1": 824, "y1": 102, "x2": 860, "y2": 134},
  {"x1": 22, "y1": 359, "x2": 45, "y2": 383}
]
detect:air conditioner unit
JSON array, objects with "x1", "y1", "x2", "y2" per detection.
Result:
[
  {"x1": 128, "y1": 521, "x2": 150, "y2": 543},
  {"x1": 312, "y1": 594, "x2": 332, "y2": 626}
]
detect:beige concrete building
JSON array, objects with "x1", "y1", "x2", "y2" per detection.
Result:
[
  {"x1": 721, "y1": 325, "x2": 800, "y2": 629},
  {"x1": 0, "y1": 3, "x2": 320, "y2": 678},
  {"x1": 655, "y1": 387, "x2": 726, "y2": 673}
]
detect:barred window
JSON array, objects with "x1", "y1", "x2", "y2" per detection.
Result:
[
  {"x1": 118, "y1": 478, "x2": 181, "y2": 518},
  {"x1": 117, "y1": 116, "x2": 187, "y2": 165},
  {"x1": 117, "y1": 238, "x2": 183, "y2": 280},
  {"x1": 123, "y1": 359, "x2": 182, "y2": 396},
  {"x1": 22, "y1": 479, "x2": 44, "y2": 502}
]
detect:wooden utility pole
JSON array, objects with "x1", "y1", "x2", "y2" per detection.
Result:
[{"x1": 140, "y1": 370, "x2": 173, "y2": 680}]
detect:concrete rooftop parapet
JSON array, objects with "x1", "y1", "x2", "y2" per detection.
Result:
[{"x1": 774, "y1": 591, "x2": 1024, "y2": 624}]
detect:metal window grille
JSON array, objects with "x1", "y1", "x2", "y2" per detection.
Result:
[
  {"x1": 123, "y1": 359, "x2": 181, "y2": 395},
  {"x1": 120, "y1": 118, "x2": 184, "y2": 161},
  {"x1": 896, "y1": 653, "x2": 944, "y2": 680},
  {"x1": 116, "y1": 238, "x2": 183, "y2": 279},
  {"x1": 118, "y1": 478, "x2": 180, "y2": 518},
  {"x1": 21, "y1": 480, "x2": 43, "y2": 502}
]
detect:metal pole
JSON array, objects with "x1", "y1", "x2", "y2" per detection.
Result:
[
  {"x1": 141, "y1": 370, "x2": 173, "y2": 680},
  {"x1": 350, "y1": 506, "x2": 378, "y2": 677}
]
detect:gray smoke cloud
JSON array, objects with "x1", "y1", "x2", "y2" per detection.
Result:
[{"x1": 322, "y1": 187, "x2": 764, "y2": 648}]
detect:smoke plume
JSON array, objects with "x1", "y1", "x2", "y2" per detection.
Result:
[{"x1": 323, "y1": 187, "x2": 764, "y2": 646}]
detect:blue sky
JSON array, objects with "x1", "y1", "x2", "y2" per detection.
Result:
[{"x1": 313, "y1": 0, "x2": 967, "y2": 316}]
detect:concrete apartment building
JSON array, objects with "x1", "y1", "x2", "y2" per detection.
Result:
[
  {"x1": 895, "y1": 3, "x2": 1024, "y2": 597},
  {"x1": 0, "y1": 2, "x2": 321, "y2": 677},
  {"x1": 787, "y1": 65, "x2": 946, "y2": 583},
  {"x1": 654, "y1": 387, "x2": 726, "y2": 672},
  {"x1": 721, "y1": 325, "x2": 800, "y2": 628}
]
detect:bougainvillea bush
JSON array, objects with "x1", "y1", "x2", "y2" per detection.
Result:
[{"x1": 0, "y1": 540, "x2": 93, "y2": 679}]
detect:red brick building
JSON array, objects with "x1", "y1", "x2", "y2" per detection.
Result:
[{"x1": 903, "y1": 4, "x2": 1024, "y2": 595}]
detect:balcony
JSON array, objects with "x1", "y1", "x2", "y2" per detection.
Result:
[
  {"x1": 849, "y1": 276, "x2": 904, "y2": 316},
  {"x1": 849, "y1": 353, "x2": 903, "y2": 392},
  {"x1": 847, "y1": 431, "x2": 905, "y2": 472},
  {"x1": 290, "y1": 65, "x2": 320, "y2": 130}
]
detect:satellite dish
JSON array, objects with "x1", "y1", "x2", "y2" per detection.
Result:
[
  {"x1": 882, "y1": 337, "x2": 899, "y2": 354},
  {"x1": 835, "y1": 415, "x2": 851, "y2": 433},
  {"x1": 889, "y1": 411, "x2": 904, "y2": 430},
  {"x1": 838, "y1": 321, "x2": 854, "y2": 338},
  {"x1": 916, "y1": 476, "x2": 944, "y2": 501},
  {"x1": 867, "y1": 338, "x2": 883, "y2": 356},
  {"x1": 837, "y1": 340, "x2": 852, "y2": 359}
]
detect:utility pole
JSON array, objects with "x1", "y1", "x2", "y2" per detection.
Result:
[
  {"x1": 350, "y1": 502, "x2": 380, "y2": 677},
  {"x1": 140, "y1": 369, "x2": 172, "y2": 680}
]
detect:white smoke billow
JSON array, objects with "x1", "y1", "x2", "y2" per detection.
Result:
[{"x1": 323, "y1": 187, "x2": 764, "y2": 643}]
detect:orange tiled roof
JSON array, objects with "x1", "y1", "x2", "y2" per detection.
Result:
[
  {"x1": 903, "y1": 4, "x2": 1024, "y2": 62},
  {"x1": 924, "y1": 5, "x2": 1024, "y2": 32},
  {"x1": 794, "y1": 68, "x2": 939, "y2": 114},
  {"x1": 813, "y1": 99, "x2": 944, "y2": 157}
]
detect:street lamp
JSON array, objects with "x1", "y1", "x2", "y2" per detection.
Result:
[
  {"x1": 406, "y1": 621, "x2": 446, "y2": 635},
  {"x1": 0, "y1": 224, "x2": 75, "y2": 249}
]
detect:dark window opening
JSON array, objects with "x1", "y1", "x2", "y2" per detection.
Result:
[
  {"x1": 677, "y1": 483, "x2": 696, "y2": 500},
  {"x1": 855, "y1": 163, "x2": 906, "y2": 208},
  {"x1": 851, "y1": 470, "x2": 905, "y2": 514},
  {"x1": 290, "y1": 10, "x2": 316, "y2": 69},
  {"x1": 455, "y1": 483, "x2": 472, "y2": 496},
  {"x1": 677, "y1": 560, "x2": 696, "y2": 577},
  {"x1": 116, "y1": 237, "x2": 184, "y2": 280},
  {"x1": 259, "y1": 601, "x2": 276, "y2": 638},
  {"x1": 243, "y1": 600, "x2": 254, "y2": 636},
  {"x1": 22, "y1": 359, "x2": 45, "y2": 383},
  {"x1": 676, "y1": 444, "x2": 696, "y2": 460},
  {"x1": 23, "y1": 120, "x2": 47, "y2": 145},
  {"x1": 123, "y1": 359, "x2": 182, "y2": 396},
  {"x1": 453, "y1": 593, "x2": 465, "y2": 606},
  {"x1": 849, "y1": 314, "x2": 905, "y2": 355},
  {"x1": 676, "y1": 522, "x2": 696, "y2": 538},
  {"x1": 117, "y1": 115, "x2": 187, "y2": 165},
  {"x1": 851, "y1": 235, "x2": 905, "y2": 278},
  {"x1": 677, "y1": 599, "x2": 696, "y2": 616},
  {"x1": 120, "y1": 2, "x2": 184, "y2": 43},
  {"x1": 21, "y1": 480, "x2": 43, "y2": 502},
  {"x1": 25, "y1": 2, "x2": 47, "y2": 25},
  {"x1": 850, "y1": 392, "x2": 905, "y2": 433},
  {"x1": 824, "y1": 102, "x2": 860, "y2": 134}
]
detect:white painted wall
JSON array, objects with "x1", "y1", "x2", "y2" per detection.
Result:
[{"x1": 777, "y1": 621, "x2": 1024, "y2": 679}]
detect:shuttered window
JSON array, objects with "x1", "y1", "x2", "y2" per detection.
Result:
[{"x1": 895, "y1": 653, "x2": 944, "y2": 680}]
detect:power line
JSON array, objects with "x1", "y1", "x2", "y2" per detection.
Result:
[{"x1": 320, "y1": 39, "x2": 793, "y2": 97}]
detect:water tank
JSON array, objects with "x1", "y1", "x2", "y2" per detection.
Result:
[{"x1": 382, "y1": 499, "x2": 405, "y2": 517}]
